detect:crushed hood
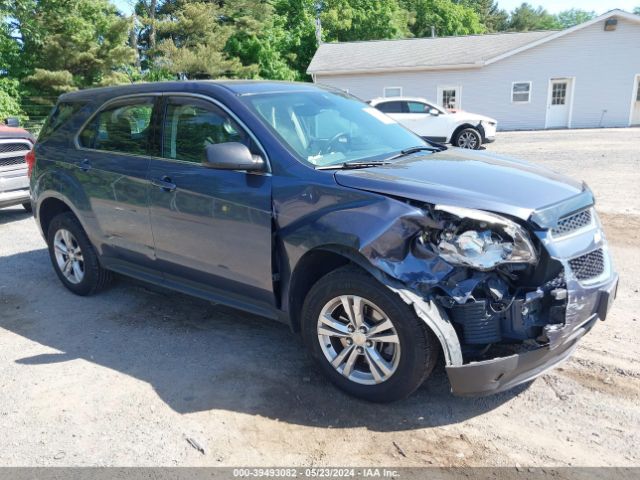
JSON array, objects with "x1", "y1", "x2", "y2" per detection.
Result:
[{"x1": 334, "y1": 148, "x2": 585, "y2": 221}]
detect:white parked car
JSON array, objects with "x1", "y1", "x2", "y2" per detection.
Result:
[{"x1": 369, "y1": 97, "x2": 497, "y2": 149}]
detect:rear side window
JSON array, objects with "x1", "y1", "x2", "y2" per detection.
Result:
[
  {"x1": 39, "y1": 102, "x2": 85, "y2": 142},
  {"x1": 375, "y1": 101, "x2": 405, "y2": 114},
  {"x1": 79, "y1": 98, "x2": 154, "y2": 155}
]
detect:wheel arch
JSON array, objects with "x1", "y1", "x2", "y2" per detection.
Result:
[
  {"x1": 450, "y1": 123, "x2": 480, "y2": 144},
  {"x1": 287, "y1": 245, "x2": 375, "y2": 333}
]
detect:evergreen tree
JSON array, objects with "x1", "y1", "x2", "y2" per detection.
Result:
[{"x1": 507, "y1": 3, "x2": 560, "y2": 31}]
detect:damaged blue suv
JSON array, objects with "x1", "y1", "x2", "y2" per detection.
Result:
[{"x1": 30, "y1": 81, "x2": 618, "y2": 402}]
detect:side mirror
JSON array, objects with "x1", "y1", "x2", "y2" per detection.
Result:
[
  {"x1": 203, "y1": 142, "x2": 265, "y2": 172},
  {"x1": 4, "y1": 117, "x2": 20, "y2": 127},
  {"x1": 427, "y1": 108, "x2": 440, "y2": 116}
]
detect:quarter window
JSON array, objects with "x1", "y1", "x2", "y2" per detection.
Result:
[
  {"x1": 79, "y1": 98, "x2": 154, "y2": 155},
  {"x1": 39, "y1": 102, "x2": 85, "y2": 142},
  {"x1": 162, "y1": 99, "x2": 251, "y2": 163},
  {"x1": 512, "y1": 82, "x2": 531, "y2": 103}
]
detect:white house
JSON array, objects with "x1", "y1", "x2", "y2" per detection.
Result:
[{"x1": 307, "y1": 9, "x2": 640, "y2": 131}]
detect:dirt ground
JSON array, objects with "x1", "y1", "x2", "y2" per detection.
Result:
[{"x1": 0, "y1": 128, "x2": 638, "y2": 467}]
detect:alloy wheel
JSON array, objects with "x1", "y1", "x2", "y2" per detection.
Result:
[
  {"x1": 317, "y1": 295, "x2": 401, "y2": 385},
  {"x1": 53, "y1": 228, "x2": 85, "y2": 284},
  {"x1": 457, "y1": 130, "x2": 479, "y2": 149}
]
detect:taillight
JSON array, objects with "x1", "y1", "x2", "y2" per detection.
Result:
[{"x1": 25, "y1": 148, "x2": 36, "y2": 177}]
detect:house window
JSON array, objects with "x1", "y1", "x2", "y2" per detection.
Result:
[
  {"x1": 441, "y1": 89, "x2": 458, "y2": 109},
  {"x1": 383, "y1": 87, "x2": 402, "y2": 98},
  {"x1": 512, "y1": 82, "x2": 531, "y2": 103},
  {"x1": 551, "y1": 82, "x2": 567, "y2": 105}
]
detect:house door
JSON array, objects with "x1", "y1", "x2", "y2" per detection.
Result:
[
  {"x1": 546, "y1": 79, "x2": 573, "y2": 128},
  {"x1": 632, "y1": 76, "x2": 640, "y2": 126},
  {"x1": 437, "y1": 86, "x2": 461, "y2": 111}
]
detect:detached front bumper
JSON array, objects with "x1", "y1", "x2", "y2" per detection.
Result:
[{"x1": 446, "y1": 272, "x2": 617, "y2": 396}]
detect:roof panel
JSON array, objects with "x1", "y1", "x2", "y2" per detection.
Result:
[{"x1": 307, "y1": 31, "x2": 557, "y2": 74}]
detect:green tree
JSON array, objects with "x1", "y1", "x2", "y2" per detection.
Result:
[
  {"x1": 508, "y1": 3, "x2": 560, "y2": 31},
  {"x1": 402, "y1": 0, "x2": 485, "y2": 37},
  {"x1": 223, "y1": 0, "x2": 299, "y2": 80},
  {"x1": 320, "y1": 0, "x2": 411, "y2": 42},
  {"x1": 456, "y1": 0, "x2": 508, "y2": 32},
  {"x1": 555, "y1": 8, "x2": 595, "y2": 28},
  {"x1": 0, "y1": 78, "x2": 25, "y2": 121},
  {"x1": 6, "y1": 0, "x2": 136, "y2": 94},
  {"x1": 633, "y1": 6, "x2": 640, "y2": 15},
  {"x1": 155, "y1": 1, "x2": 255, "y2": 78}
]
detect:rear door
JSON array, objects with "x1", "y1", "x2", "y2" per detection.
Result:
[
  {"x1": 76, "y1": 96, "x2": 158, "y2": 267},
  {"x1": 147, "y1": 95, "x2": 274, "y2": 307}
]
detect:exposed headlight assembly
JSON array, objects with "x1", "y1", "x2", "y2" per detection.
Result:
[{"x1": 430, "y1": 205, "x2": 538, "y2": 271}]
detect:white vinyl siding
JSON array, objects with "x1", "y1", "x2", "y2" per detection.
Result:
[
  {"x1": 512, "y1": 82, "x2": 532, "y2": 103},
  {"x1": 315, "y1": 17, "x2": 640, "y2": 130}
]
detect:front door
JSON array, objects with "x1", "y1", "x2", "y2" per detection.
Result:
[
  {"x1": 546, "y1": 79, "x2": 572, "y2": 128},
  {"x1": 147, "y1": 95, "x2": 274, "y2": 307},
  {"x1": 632, "y1": 76, "x2": 640, "y2": 126},
  {"x1": 402, "y1": 100, "x2": 449, "y2": 140}
]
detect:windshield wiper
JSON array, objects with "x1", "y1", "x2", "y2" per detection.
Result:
[
  {"x1": 316, "y1": 160, "x2": 391, "y2": 170},
  {"x1": 384, "y1": 145, "x2": 443, "y2": 162}
]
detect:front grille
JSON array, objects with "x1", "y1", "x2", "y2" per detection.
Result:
[
  {"x1": 0, "y1": 143, "x2": 30, "y2": 154},
  {"x1": 0, "y1": 155, "x2": 26, "y2": 168},
  {"x1": 569, "y1": 248, "x2": 605, "y2": 281},
  {"x1": 552, "y1": 209, "x2": 592, "y2": 236}
]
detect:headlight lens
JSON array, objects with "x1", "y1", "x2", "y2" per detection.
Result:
[{"x1": 430, "y1": 205, "x2": 537, "y2": 270}]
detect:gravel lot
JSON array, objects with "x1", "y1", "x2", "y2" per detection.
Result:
[{"x1": 0, "y1": 128, "x2": 639, "y2": 467}]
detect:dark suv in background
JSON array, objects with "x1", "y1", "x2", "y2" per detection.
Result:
[{"x1": 29, "y1": 81, "x2": 618, "y2": 402}]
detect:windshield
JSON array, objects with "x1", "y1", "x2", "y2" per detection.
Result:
[{"x1": 241, "y1": 90, "x2": 428, "y2": 167}]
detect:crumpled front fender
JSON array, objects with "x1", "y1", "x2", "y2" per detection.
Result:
[{"x1": 276, "y1": 181, "x2": 464, "y2": 365}]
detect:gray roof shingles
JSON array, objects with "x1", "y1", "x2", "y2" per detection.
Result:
[{"x1": 307, "y1": 30, "x2": 557, "y2": 74}]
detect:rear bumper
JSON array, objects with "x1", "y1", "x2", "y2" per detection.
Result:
[
  {"x1": 0, "y1": 187, "x2": 30, "y2": 209},
  {"x1": 446, "y1": 272, "x2": 618, "y2": 396}
]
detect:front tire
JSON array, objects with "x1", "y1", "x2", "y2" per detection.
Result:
[
  {"x1": 301, "y1": 266, "x2": 439, "y2": 402},
  {"x1": 46, "y1": 212, "x2": 112, "y2": 296},
  {"x1": 452, "y1": 127, "x2": 481, "y2": 149}
]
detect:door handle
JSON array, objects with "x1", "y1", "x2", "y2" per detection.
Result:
[
  {"x1": 78, "y1": 158, "x2": 92, "y2": 172},
  {"x1": 152, "y1": 176, "x2": 177, "y2": 192}
]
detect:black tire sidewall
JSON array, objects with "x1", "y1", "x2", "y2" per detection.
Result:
[
  {"x1": 47, "y1": 213, "x2": 102, "y2": 296},
  {"x1": 301, "y1": 267, "x2": 437, "y2": 402}
]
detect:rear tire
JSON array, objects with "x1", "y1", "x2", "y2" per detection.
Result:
[
  {"x1": 452, "y1": 127, "x2": 481, "y2": 149},
  {"x1": 46, "y1": 212, "x2": 112, "y2": 295},
  {"x1": 301, "y1": 266, "x2": 439, "y2": 402}
]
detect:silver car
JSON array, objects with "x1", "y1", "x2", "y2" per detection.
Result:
[{"x1": 0, "y1": 119, "x2": 34, "y2": 211}]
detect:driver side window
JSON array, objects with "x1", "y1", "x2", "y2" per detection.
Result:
[
  {"x1": 162, "y1": 98, "x2": 252, "y2": 163},
  {"x1": 406, "y1": 102, "x2": 429, "y2": 113}
]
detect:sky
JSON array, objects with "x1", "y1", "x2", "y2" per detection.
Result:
[
  {"x1": 110, "y1": 0, "x2": 638, "y2": 16},
  {"x1": 496, "y1": 1, "x2": 637, "y2": 14}
]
